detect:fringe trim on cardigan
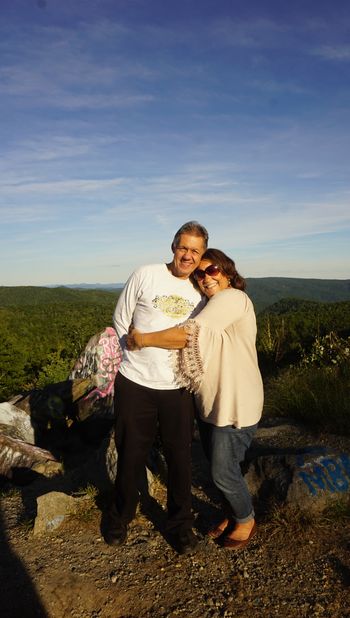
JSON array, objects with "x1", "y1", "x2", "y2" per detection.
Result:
[{"x1": 171, "y1": 320, "x2": 204, "y2": 393}]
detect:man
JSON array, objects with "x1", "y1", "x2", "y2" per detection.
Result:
[{"x1": 105, "y1": 221, "x2": 208, "y2": 554}]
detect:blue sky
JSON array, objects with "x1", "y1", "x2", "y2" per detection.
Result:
[{"x1": 1, "y1": 0, "x2": 349, "y2": 285}]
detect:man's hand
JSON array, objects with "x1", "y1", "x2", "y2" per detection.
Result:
[{"x1": 126, "y1": 328, "x2": 143, "y2": 350}]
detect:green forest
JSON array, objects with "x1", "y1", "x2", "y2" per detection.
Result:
[
  {"x1": 0, "y1": 287, "x2": 119, "y2": 400},
  {"x1": 1, "y1": 284, "x2": 349, "y2": 434},
  {"x1": 257, "y1": 298, "x2": 350, "y2": 368}
]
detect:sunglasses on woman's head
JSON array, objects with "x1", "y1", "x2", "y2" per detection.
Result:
[{"x1": 194, "y1": 264, "x2": 221, "y2": 280}]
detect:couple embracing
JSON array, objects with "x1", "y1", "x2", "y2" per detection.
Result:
[{"x1": 104, "y1": 221, "x2": 263, "y2": 555}]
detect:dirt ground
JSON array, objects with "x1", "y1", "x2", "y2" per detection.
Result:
[{"x1": 1, "y1": 430, "x2": 350, "y2": 618}]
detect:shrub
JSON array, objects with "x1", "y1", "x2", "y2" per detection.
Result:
[
  {"x1": 35, "y1": 350, "x2": 74, "y2": 389},
  {"x1": 264, "y1": 361, "x2": 350, "y2": 435},
  {"x1": 300, "y1": 332, "x2": 350, "y2": 368}
]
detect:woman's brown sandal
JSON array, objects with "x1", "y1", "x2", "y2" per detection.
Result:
[
  {"x1": 207, "y1": 518, "x2": 231, "y2": 539},
  {"x1": 222, "y1": 522, "x2": 257, "y2": 550}
]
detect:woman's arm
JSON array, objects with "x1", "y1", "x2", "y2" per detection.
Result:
[{"x1": 127, "y1": 327, "x2": 187, "y2": 350}]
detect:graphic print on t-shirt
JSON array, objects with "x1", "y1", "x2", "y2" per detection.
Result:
[{"x1": 152, "y1": 295, "x2": 195, "y2": 319}]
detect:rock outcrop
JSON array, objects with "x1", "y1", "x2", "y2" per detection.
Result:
[
  {"x1": 33, "y1": 491, "x2": 87, "y2": 536},
  {"x1": 246, "y1": 447, "x2": 350, "y2": 514},
  {"x1": 69, "y1": 326, "x2": 122, "y2": 420},
  {"x1": 0, "y1": 433, "x2": 61, "y2": 479}
]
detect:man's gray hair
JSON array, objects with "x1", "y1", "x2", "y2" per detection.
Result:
[{"x1": 171, "y1": 221, "x2": 209, "y2": 252}]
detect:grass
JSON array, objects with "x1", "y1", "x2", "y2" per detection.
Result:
[
  {"x1": 267, "y1": 502, "x2": 315, "y2": 532},
  {"x1": 69, "y1": 483, "x2": 99, "y2": 522},
  {"x1": 73, "y1": 483, "x2": 99, "y2": 500},
  {"x1": 266, "y1": 496, "x2": 350, "y2": 538},
  {"x1": 18, "y1": 518, "x2": 35, "y2": 533},
  {"x1": 264, "y1": 362, "x2": 350, "y2": 435},
  {"x1": 322, "y1": 496, "x2": 350, "y2": 522},
  {"x1": 0, "y1": 485, "x2": 21, "y2": 499}
]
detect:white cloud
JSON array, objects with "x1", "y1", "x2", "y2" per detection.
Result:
[
  {"x1": 1, "y1": 177, "x2": 125, "y2": 195},
  {"x1": 313, "y1": 45, "x2": 350, "y2": 61},
  {"x1": 208, "y1": 17, "x2": 289, "y2": 49},
  {"x1": 0, "y1": 20, "x2": 159, "y2": 112},
  {"x1": 248, "y1": 78, "x2": 310, "y2": 96},
  {"x1": 0, "y1": 61, "x2": 156, "y2": 109}
]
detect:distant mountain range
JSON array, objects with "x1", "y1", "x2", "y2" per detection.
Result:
[
  {"x1": 0, "y1": 285, "x2": 118, "y2": 307},
  {"x1": 1, "y1": 278, "x2": 349, "y2": 313},
  {"x1": 245, "y1": 277, "x2": 350, "y2": 312},
  {"x1": 46, "y1": 283, "x2": 125, "y2": 290},
  {"x1": 53, "y1": 277, "x2": 350, "y2": 313}
]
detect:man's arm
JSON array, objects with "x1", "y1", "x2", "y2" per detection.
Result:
[{"x1": 127, "y1": 327, "x2": 187, "y2": 350}]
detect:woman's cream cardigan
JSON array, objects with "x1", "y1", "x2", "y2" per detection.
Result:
[{"x1": 173, "y1": 287, "x2": 264, "y2": 428}]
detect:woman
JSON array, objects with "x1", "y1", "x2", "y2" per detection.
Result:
[{"x1": 127, "y1": 249, "x2": 264, "y2": 549}]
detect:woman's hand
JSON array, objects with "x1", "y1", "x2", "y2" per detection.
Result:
[{"x1": 126, "y1": 328, "x2": 143, "y2": 350}]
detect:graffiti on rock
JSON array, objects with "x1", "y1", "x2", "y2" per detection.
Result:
[{"x1": 298, "y1": 452, "x2": 350, "y2": 496}]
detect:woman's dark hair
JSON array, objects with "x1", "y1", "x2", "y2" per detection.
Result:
[{"x1": 196, "y1": 248, "x2": 246, "y2": 291}]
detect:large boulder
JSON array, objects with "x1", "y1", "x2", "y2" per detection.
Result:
[
  {"x1": 0, "y1": 433, "x2": 61, "y2": 479},
  {"x1": 0, "y1": 401, "x2": 35, "y2": 443},
  {"x1": 0, "y1": 378, "x2": 97, "y2": 480},
  {"x1": 33, "y1": 491, "x2": 83, "y2": 535},
  {"x1": 245, "y1": 429, "x2": 350, "y2": 514},
  {"x1": 10, "y1": 377, "x2": 95, "y2": 429},
  {"x1": 69, "y1": 326, "x2": 122, "y2": 421}
]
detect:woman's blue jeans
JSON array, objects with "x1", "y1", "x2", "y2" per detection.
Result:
[{"x1": 210, "y1": 423, "x2": 258, "y2": 523}]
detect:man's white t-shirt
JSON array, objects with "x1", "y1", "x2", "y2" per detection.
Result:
[{"x1": 113, "y1": 264, "x2": 204, "y2": 389}]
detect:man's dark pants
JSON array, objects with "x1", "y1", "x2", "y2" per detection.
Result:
[{"x1": 113, "y1": 372, "x2": 195, "y2": 533}]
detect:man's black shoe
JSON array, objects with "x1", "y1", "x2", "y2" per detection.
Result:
[
  {"x1": 103, "y1": 509, "x2": 127, "y2": 547},
  {"x1": 170, "y1": 528, "x2": 198, "y2": 555},
  {"x1": 104, "y1": 522, "x2": 127, "y2": 547}
]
